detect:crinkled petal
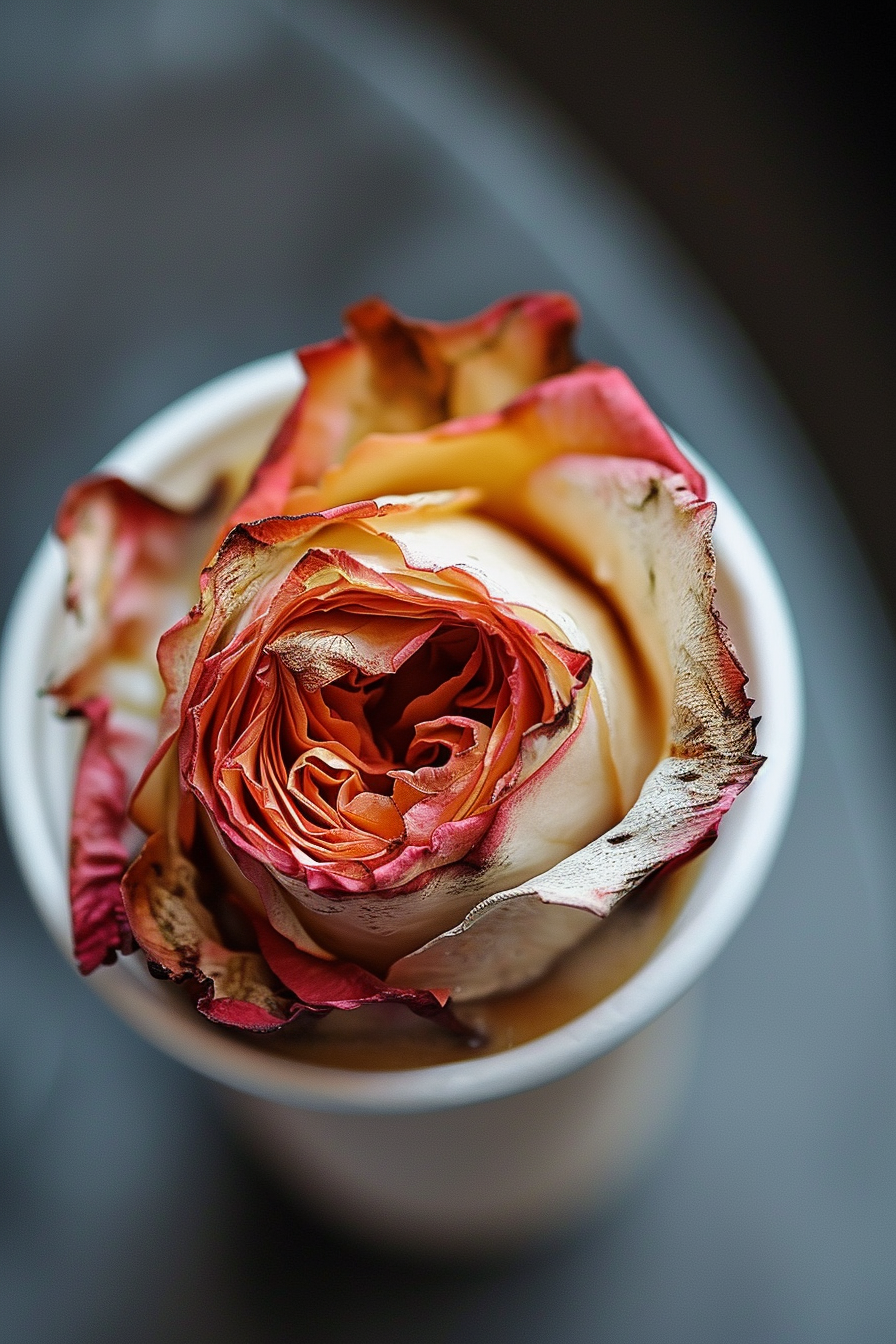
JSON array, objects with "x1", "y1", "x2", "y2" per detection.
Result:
[
  {"x1": 123, "y1": 822, "x2": 466, "y2": 1033},
  {"x1": 122, "y1": 828, "x2": 309, "y2": 1030},
  {"x1": 133, "y1": 497, "x2": 389, "y2": 832},
  {"x1": 388, "y1": 457, "x2": 761, "y2": 1001},
  {"x1": 250, "y1": 917, "x2": 475, "y2": 1040},
  {"x1": 231, "y1": 293, "x2": 579, "y2": 523},
  {"x1": 51, "y1": 476, "x2": 220, "y2": 705},
  {"x1": 66, "y1": 698, "x2": 136, "y2": 973},
  {"x1": 51, "y1": 476, "x2": 219, "y2": 971},
  {"x1": 281, "y1": 361, "x2": 705, "y2": 523}
]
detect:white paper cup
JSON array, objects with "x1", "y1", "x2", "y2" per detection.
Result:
[{"x1": 0, "y1": 354, "x2": 803, "y2": 1252}]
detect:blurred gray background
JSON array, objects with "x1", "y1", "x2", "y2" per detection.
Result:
[{"x1": 2, "y1": 2, "x2": 896, "y2": 1340}]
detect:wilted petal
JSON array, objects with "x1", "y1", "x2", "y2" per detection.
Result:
[
  {"x1": 140, "y1": 491, "x2": 638, "y2": 976},
  {"x1": 281, "y1": 361, "x2": 705, "y2": 521},
  {"x1": 122, "y1": 829, "x2": 307, "y2": 1030},
  {"x1": 389, "y1": 457, "x2": 761, "y2": 1001},
  {"x1": 124, "y1": 818, "x2": 463, "y2": 1031},
  {"x1": 135, "y1": 498, "x2": 388, "y2": 832},
  {"x1": 232, "y1": 293, "x2": 579, "y2": 523},
  {"x1": 51, "y1": 476, "x2": 214, "y2": 706},
  {"x1": 66, "y1": 698, "x2": 136, "y2": 973},
  {"x1": 249, "y1": 914, "x2": 451, "y2": 1016},
  {"x1": 51, "y1": 476, "x2": 219, "y2": 971}
]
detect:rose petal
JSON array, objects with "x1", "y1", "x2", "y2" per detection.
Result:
[
  {"x1": 282, "y1": 362, "x2": 705, "y2": 524},
  {"x1": 65, "y1": 698, "x2": 136, "y2": 973},
  {"x1": 231, "y1": 293, "x2": 579, "y2": 522},
  {"x1": 123, "y1": 814, "x2": 469, "y2": 1033},
  {"x1": 51, "y1": 476, "x2": 213, "y2": 707},
  {"x1": 51, "y1": 476, "x2": 219, "y2": 971},
  {"x1": 388, "y1": 458, "x2": 761, "y2": 1001},
  {"x1": 122, "y1": 829, "x2": 308, "y2": 1030},
  {"x1": 249, "y1": 914, "x2": 449, "y2": 1014}
]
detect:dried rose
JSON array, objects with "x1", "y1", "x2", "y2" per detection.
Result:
[{"x1": 50, "y1": 294, "x2": 761, "y2": 1031}]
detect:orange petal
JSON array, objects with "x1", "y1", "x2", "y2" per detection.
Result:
[
  {"x1": 340, "y1": 791, "x2": 406, "y2": 841},
  {"x1": 284, "y1": 363, "x2": 705, "y2": 525},
  {"x1": 231, "y1": 292, "x2": 579, "y2": 522}
]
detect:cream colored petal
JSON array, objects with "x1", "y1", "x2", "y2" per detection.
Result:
[
  {"x1": 388, "y1": 457, "x2": 761, "y2": 1001},
  {"x1": 376, "y1": 510, "x2": 659, "y2": 801}
]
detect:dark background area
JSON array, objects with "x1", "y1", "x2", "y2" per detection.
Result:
[
  {"x1": 438, "y1": 0, "x2": 896, "y2": 616},
  {"x1": 3, "y1": 2, "x2": 896, "y2": 1339}
]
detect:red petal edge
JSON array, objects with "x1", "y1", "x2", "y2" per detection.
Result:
[
  {"x1": 67, "y1": 697, "x2": 136, "y2": 973},
  {"x1": 249, "y1": 913, "x2": 476, "y2": 1040}
]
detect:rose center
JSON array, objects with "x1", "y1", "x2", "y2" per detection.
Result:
[
  {"x1": 319, "y1": 622, "x2": 499, "y2": 779},
  {"x1": 251, "y1": 580, "x2": 555, "y2": 868}
]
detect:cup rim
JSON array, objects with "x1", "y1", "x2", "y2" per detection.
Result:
[{"x1": 0, "y1": 353, "x2": 804, "y2": 1113}]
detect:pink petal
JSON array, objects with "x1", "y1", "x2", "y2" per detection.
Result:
[
  {"x1": 279, "y1": 361, "x2": 706, "y2": 520},
  {"x1": 517, "y1": 363, "x2": 706, "y2": 499},
  {"x1": 66, "y1": 698, "x2": 136, "y2": 973},
  {"x1": 248, "y1": 913, "x2": 476, "y2": 1039},
  {"x1": 250, "y1": 913, "x2": 446, "y2": 1011},
  {"x1": 51, "y1": 475, "x2": 219, "y2": 972}
]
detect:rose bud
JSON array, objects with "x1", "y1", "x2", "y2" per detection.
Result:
[{"x1": 50, "y1": 293, "x2": 761, "y2": 1030}]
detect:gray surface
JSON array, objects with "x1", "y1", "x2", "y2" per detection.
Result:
[{"x1": 2, "y1": 1, "x2": 896, "y2": 1339}]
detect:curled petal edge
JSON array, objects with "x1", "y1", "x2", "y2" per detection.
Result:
[
  {"x1": 232, "y1": 291, "x2": 580, "y2": 524},
  {"x1": 123, "y1": 825, "x2": 468, "y2": 1035},
  {"x1": 123, "y1": 829, "x2": 305, "y2": 1030},
  {"x1": 388, "y1": 457, "x2": 762, "y2": 1002},
  {"x1": 283, "y1": 360, "x2": 706, "y2": 522},
  {"x1": 247, "y1": 914, "x2": 476, "y2": 1038},
  {"x1": 51, "y1": 475, "x2": 219, "y2": 972},
  {"x1": 65, "y1": 698, "x2": 137, "y2": 973}
]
